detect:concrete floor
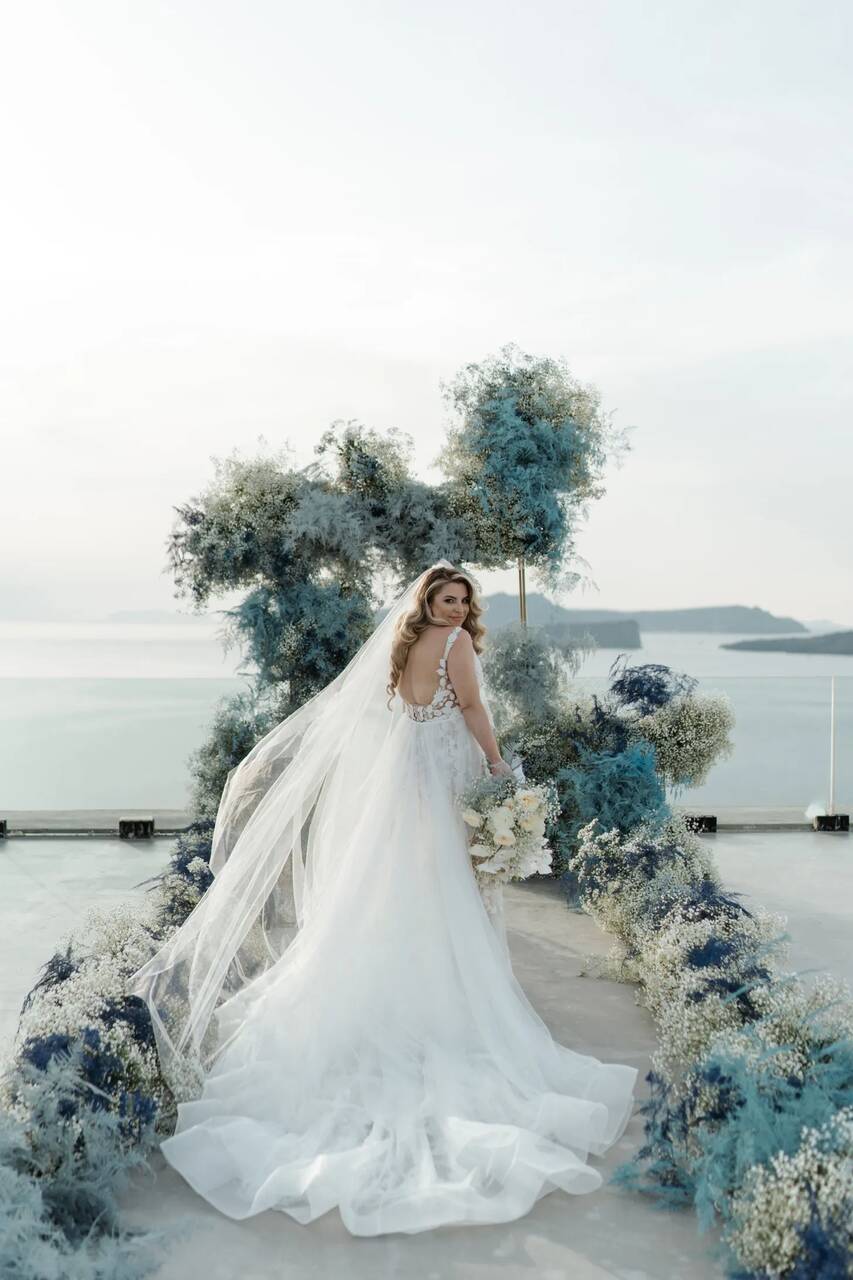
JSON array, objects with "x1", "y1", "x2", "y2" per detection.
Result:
[
  {"x1": 1, "y1": 830, "x2": 849, "y2": 1278},
  {"x1": 709, "y1": 830, "x2": 852, "y2": 989}
]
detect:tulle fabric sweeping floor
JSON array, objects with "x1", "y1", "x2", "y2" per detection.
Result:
[{"x1": 156, "y1": 704, "x2": 639, "y2": 1236}]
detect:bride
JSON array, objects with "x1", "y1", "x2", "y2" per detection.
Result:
[{"x1": 128, "y1": 559, "x2": 638, "y2": 1236}]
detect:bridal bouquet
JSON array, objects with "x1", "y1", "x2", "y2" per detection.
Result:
[{"x1": 458, "y1": 773, "x2": 559, "y2": 889}]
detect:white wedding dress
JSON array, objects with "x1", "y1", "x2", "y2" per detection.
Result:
[{"x1": 142, "y1": 620, "x2": 639, "y2": 1236}]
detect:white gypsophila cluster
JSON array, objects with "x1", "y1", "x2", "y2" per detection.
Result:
[
  {"x1": 630, "y1": 692, "x2": 735, "y2": 794},
  {"x1": 4, "y1": 902, "x2": 173, "y2": 1130},
  {"x1": 574, "y1": 815, "x2": 720, "y2": 947},
  {"x1": 574, "y1": 820, "x2": 621, "y2": 883},
  {"x1": 0, "y1": 1049, "x2": 31, "y2": 1127},
  {"x1": 638, "y1": 905, "x2": 788, "y2": 1024},
  {"x1": 641, "y1": 911, "x2": 785, "y2": 1086},
  {"x1": 649, "y1": 991, "x2": 749, "y2": 1092},
  {"x1": 462, "y1": 782, "x2": 559, "y2": 886},
  {"x1": 575, "y1": 807, "x2": 853, "y2": 1276},
  {"x1": 573, "y1": 822, "x2": 652, "y2": 943},
  {"x1": 578, "y1": 877, "x2": 639, "y2": 945},
  {"x1": 158, "y1": 869, "x2": 206, "y2": 917},
  {"x1": 64, "y1": 900, "x2": 163, "y2": 971},
  {"x1": 704, "y1": 971, "x2": 853, "y2": 1083},
  {"x1": 159, "y1": 1047, "x2": 206, "y2": 1106},
  {"x1": 724, "y1": 1106, "x2": 853, "y2": 1276},
  {"x1": 577, "y1": 938, "x2": 645, "y2": 987}
]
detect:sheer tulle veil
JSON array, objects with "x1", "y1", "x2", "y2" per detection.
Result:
[{"x1": 127, "y1": 559, "x2": 489, "y2": 1099}]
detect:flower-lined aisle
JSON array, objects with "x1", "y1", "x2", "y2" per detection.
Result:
[
  {"x1": 573, "y1": 814, "x2": 853, "y2": 1278},
  {"x1": 2, "y1": 643, "x2": 851, "y2": 1278}
]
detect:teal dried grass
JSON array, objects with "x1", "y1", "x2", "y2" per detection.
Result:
[
  {"x1": 560, "y1": 743, "x2": 671, "y2": 902},
  {"x1": 437, "y1": 342, "x2": 625, "y2": 586},
  {"x1": 222, "y1": 576, "x2": 377, "y2": 702},
  {"x1": 691, "y1": 1028, "x2": 853, "y2": 1237},
  {"x1": 0, "y1": 1043, "x2": 180, "y2": 1277}
]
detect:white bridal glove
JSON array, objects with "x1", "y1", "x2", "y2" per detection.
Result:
[{"x1": 488, "y1": 758, "x2": 514, "y2": 779}]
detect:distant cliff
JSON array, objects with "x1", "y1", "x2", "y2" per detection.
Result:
[
  {"x1": 721, "y1": 631, "x2": 853, "y2": 655},
  {"x1": 482, "y1": 593, "x2": 806, "y2": 635}
]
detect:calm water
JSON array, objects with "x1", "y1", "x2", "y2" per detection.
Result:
[{"x1": 0, "y1": 621, "x2": 850, "y2": 812}]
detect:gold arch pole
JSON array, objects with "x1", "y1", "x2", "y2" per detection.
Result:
[{"x1": 517, "y1": 555, "x2": 527, "y2": 627}]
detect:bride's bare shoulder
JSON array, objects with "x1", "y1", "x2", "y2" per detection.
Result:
[
  {"x1": 405, "y1": 625, "x2": 442, "y2": 658},
  {"x1": 446, "y1": 625, "x2": 473, "y2": 652}
]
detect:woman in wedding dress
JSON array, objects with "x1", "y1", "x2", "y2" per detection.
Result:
[{"x1": 128, "y1": 560, "x2": 638, "y2": 1237}]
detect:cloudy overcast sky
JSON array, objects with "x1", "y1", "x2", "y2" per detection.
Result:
[{"x1": 1, "y1": 0, "x2": 850, "y2": 624}]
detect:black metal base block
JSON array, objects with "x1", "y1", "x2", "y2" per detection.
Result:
[
  {"x1": 812, "y1": 814, "x2": 850, "y2": 832},
  {"x1": 119, "y1": 817, "x2": 155, "y2": 839}
]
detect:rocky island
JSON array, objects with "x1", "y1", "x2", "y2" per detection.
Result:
[{"x1": 721, "y1": 631, "x2": 853, "y2": 655}]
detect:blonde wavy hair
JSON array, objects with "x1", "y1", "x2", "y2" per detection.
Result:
[{"x1": 386, "y1": 565, "x2": 486, "y2": 709}]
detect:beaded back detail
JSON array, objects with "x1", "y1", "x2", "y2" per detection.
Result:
[{"x1": 401, "y1": 625, "x2": 463, "y2": 721}]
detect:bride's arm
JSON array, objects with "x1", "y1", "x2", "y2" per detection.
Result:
[{"x1": 447, "y1": 630, "x2": 511, "y2": 775}]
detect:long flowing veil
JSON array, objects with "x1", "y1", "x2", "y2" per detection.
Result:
[{"x1": 127, "y1": 559, "x2": 485, "y2": 1100}]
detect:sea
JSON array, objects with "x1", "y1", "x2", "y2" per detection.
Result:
[{"x1": 0, "y1": 620, "x2": 850, "y2": 814}]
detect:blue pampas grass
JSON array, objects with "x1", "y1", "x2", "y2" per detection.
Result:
[
  {"x1": 684, "y1": 965, "x2": 774, "y2": 1016},
  {"x1": 20, "y1": 942, "x2": 81, "y2": 1017},
  {"x1": 570, "y1": 693, "x2": 632, "y2": 755},
  {"x1": 787, "y1": 1195, "x2": 852, "y2": 1280},
  {"x1": 608, "y1": 1070, "x2": 696, "y2": 1206},
  {"x1": 16, "y1": 1024, "x2": 158, "y2": 1145},
  {"x1": 19, "y1": 1028, "x2": 125, "y2": 1119},
  {"x1": 608, "y1": 654, "x2": 698, "y2": 715},
  {"x1": 684, "y1": 936, "x2": 739, "y2": 969},
  {"x1": 19, "y1": 1032, "x2": 78, "y2": 1075}
]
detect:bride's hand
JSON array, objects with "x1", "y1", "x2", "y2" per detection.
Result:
[{"x1": 488, "y1": 757, "x2": 513, "y2": 778}]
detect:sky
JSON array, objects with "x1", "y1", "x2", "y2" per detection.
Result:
[{"x1": 1, "y1": 0, "x2": 851, "y2": 625}]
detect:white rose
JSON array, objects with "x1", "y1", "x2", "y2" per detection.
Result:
[
  {"x1": 515, "y1": 789, "x2": 540, "y2": 810},
  {"x1": 469, "y1": 843, "x2": 492, "y2": 859},
  {"x1": 462, "y1": 808, "x2": 484, "y2": 828},
  {"x1": 494, "y1": 831, "x2": 516, "y2": 847},
  {"x1": 488, "y1": 805, "x2": 515, "y2": 831}
]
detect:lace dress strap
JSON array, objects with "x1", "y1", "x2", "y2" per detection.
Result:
[{"x1": 439, "y1": 624, "x2": 462, "y2": 667}]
